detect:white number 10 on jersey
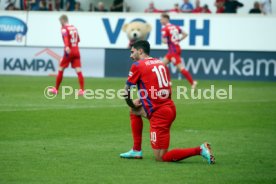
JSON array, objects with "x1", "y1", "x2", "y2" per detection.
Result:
[{"x1": 152, "y1": 65, "x2": 169, "y2": 88}]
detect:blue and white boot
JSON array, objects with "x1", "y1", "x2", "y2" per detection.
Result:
[
  {"x1": 120, "y1": 149, "x2": 143, "y2": 159},
  {"x1": 200, "y1": 142, "x2": 215, "y2": 164}
]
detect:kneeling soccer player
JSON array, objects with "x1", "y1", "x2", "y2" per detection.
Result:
[{"x1": 121, "y1": 40, "x2": 215, "y2": 163}]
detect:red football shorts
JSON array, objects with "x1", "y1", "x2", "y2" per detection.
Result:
[
  {"x1": 60, "y1": 49, "x2": 81, "y2": 68},
  {"x1": 165, "y1": 47, "x2": 182, "y2": 66},
  {"x1": 149, "y1": 102, "x2": 176, "y2": 149}
]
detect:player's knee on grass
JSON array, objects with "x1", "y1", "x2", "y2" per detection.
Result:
[
  {"x1": 153, "y1": 149, "x2": 168, "y2": 162},
  {"x1": 59, "y1": 67, "x2": 65, "y2": 71}
]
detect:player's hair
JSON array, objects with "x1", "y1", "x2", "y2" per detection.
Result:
[
  {"x1": 161, "y1": 13, "x2": 170, "y2": 20},
  {"x1": 132, "y1": 40, "x2": 150, "y2": 55},
  {"x1": 59, "y1": 14, "x2": 68, "y2": 22}
]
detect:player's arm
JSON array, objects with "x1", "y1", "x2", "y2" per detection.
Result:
[
  {"x1": 179, "y1": 29, "x2": 188, "y2": 42},
  {"x1": 123, "y1": 85, "x2": 139, "y2": 109},
  {"x1": 76, "y1": 29, "x2": 80, "y2": 43},
  {"x1": 61, "y1": 28, "x2": 70, "y2": 54},
  {"x1": 123, "y1": 63, "x2": 141, "y2": 109},
  {"x1": 161, "y1": 30, "x2": 168, "y2": 44}
]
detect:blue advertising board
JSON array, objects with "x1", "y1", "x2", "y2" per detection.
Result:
[
  {"x1": 0, "y1": 16, "x2": 28, "y2": 41},
  {"x1": 105, "y1": 49, "x2": 276, "y2": 81}
]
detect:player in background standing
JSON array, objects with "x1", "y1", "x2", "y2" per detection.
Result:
[
  {"x1": 161, "y1": 13, "x2": 197, "y2": 89},
  {"x1": 120, "y1": 40, "x2": 215, "y2": 164},
  {"x1": 48, "y1": 14, "x2": 85, "y2": 95}
]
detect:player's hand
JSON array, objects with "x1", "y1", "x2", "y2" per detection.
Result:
[
  {"x1": 65, "y1": 47, "x2": 71, "y2": 54},
  {"x1": 133, "y1": 99, "x2": 142, "y2": 109},
  {"x1": 131, "y1": 100, "x2": 147, "y2": 118}
]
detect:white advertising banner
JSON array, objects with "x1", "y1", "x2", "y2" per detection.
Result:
[
  {"x1": 0, "y1": 46, "x2": 105, "y2": 77},
  {"x1": 0, "y1": 12, "x2": 275, "y2": 51}
]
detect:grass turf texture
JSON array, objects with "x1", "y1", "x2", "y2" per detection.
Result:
[{"x1": 0, "y1": 76, "x2": 275, "y2": 184}]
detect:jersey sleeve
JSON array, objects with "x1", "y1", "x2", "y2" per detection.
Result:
[
  {"x1": 76, "y1": 28, "x2": 80, "y2": 43},
  {"x1": 126, "y1": 62, "x2": 141, "y2": 86},
  {"x1": 61, "y1": 28, "x2": 70, "y2": 47}
]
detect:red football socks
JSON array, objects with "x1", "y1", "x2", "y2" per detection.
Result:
[
  {"x1": 77, "y1": 72, "x2": 84, "y2": 90},
  {"x1": 181, "y1": 68, "x2": 194, "y2": 85},
  {"x1": 130, "y1": 113, "x2": 143, "y2": 151},
  {"x1": 55, "y1": 71, "x2": 84, "y2": 91},
  {"x1": 162, "y1": 147, "x2": 201, "y2": 162},
  {"x1": 55, "y1": 70, "x2": 64, "y2": 90}
]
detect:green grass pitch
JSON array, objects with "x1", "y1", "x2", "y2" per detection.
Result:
[{"x1": 0, "y1": 76, "x2": 275, "y2": 184}]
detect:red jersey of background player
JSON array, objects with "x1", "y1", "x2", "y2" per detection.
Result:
[
  {"x1": 61, "y1": 24, "x2": 80, "y2": 55},
  {"x1": 161, "y1": 23, "x2": 182, "y2": 54},
  {"x1": 126, "y1": 57, "x2": 172, "y2": 118}
]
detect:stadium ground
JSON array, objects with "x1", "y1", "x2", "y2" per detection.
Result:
[{"x1": 0, "y1": 76, "x2": 275, "y2": 184}]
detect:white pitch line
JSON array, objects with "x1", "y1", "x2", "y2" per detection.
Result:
[
  {"x1": 0, "y1": 99, "x2": 275, "y2": 112},
  {"x1": 0, "y1": 99, "x2": 275, "y2": 107},
  {"x1": 174, "y1": 99, "x2": 276, "y2": 105},
  {"x1": 0, "y1": 104, "x2": 126, "y2": 112}
]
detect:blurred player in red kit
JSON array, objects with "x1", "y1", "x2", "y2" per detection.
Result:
[
  {"x1": 48, "y1": 14, "x2": 84, "y2": 95},
  {"x1": 120, "y1": 40, "x2": 215, "y2": 164},
  {"x1": 161, "y1": 13, "x2": 197, "y2": 89}
]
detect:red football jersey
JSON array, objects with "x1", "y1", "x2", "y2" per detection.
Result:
[
  {"x1": 61, "y1": 25, "x2": 80, "y2": 49},
  {"x1": 126, "y1": 58, "x2": 172, "y2": 118},
  {"x1": 161, "y1": 23, "x2": 182, "y2": 53}
]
